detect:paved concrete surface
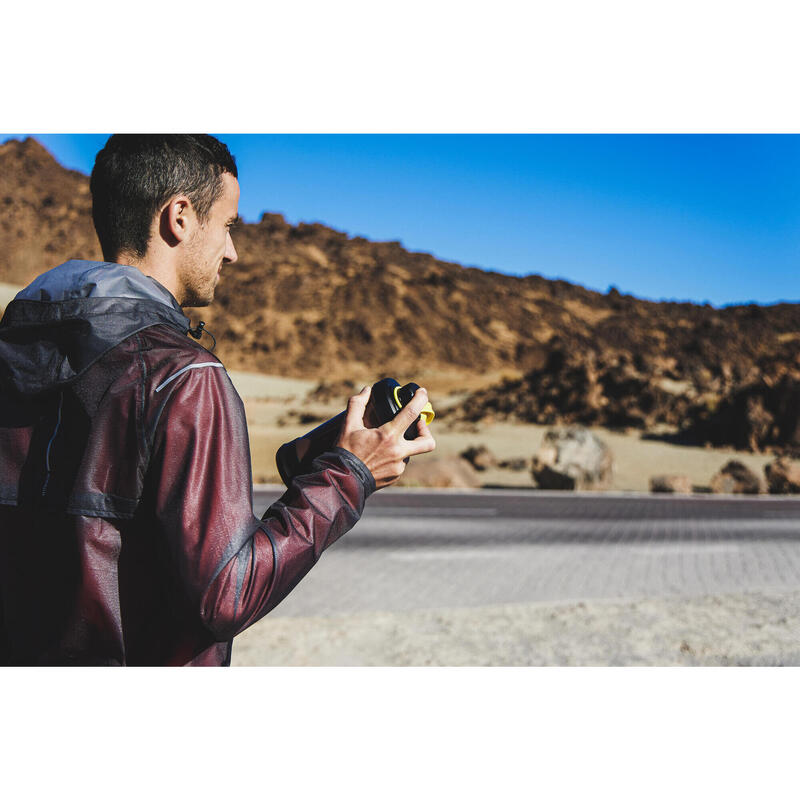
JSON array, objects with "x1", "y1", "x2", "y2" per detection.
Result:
[
  {"x1": 252, "y1": 489, "x2": 800, "y2": 614},
  {"x1": 232, "y1": 489, "x2": 800, "y2": 666}
]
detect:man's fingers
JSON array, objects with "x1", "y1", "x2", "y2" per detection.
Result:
[
  {"x1": 341, "y1": 385, "x2": 371, "y2": 434},
  {"x1": 402, "y1": 423, "x2": 436, "y2": 458},
  {"x1": 387, "y1": 387, "x2": 430, "y2": 435}
]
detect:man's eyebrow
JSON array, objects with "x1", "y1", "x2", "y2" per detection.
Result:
[{"x1": 227, "y1": 215, "x2": 240, "y2": 225}]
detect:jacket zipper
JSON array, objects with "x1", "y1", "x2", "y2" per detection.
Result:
[{"x1": 41, "y1": 391, "x2": 63, "y2": 497}]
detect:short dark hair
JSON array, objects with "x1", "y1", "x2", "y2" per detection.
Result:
[{"x1": 90, "y1": 134, "x2": 238, "y2": 261}]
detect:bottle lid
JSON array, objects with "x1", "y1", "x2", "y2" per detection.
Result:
[{"x1": 393, "y1": 383, "x2": 435, "y2": 425}]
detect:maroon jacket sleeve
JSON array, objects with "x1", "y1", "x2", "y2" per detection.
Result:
[{"x1": 146, "y1": 361, "x2": 375, "y2": 641}]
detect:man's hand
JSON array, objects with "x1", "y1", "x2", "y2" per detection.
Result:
[{"x1": 335, "y1": 385, "x2": 436, "y2": 490}]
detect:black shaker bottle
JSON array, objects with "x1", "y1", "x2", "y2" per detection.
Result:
[{"x1": 275, "y1": 377, "x2": 434, "y2": 486}]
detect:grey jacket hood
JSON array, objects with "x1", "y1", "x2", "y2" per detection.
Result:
[{"x1": 0, "y1": 260, "x2": 192, "y2": 396}]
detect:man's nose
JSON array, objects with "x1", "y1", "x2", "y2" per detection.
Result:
[{"x1": 224, "y1": 231, "x2": 238, "y2": 264}]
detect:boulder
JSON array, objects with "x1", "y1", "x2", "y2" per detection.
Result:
[
  {"x1": 498, "y1": 457, "x2": 529, "y2": 472},
  {"x1": 459, "y1": 444, "x2": 498, "y2": 471},
  {"x1": 710, "y1": 460, "x2": 764, "y2": 494},
  {"x1": 531, "y1": 426, "x2": 613, "y2": 490},
  {"x1": 764, "y1": 456, "x2": 800, "y2": 494},
  {"x1": 399, "y1": 456, "x2": 482, "y2": 489},
  {"x1": 649, "y1": 474, "x2": 692, "y2": 494}
]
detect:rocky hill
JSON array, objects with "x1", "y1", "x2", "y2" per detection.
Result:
[
  {"x1": 1, "y1": 136, "x2": 798, "y2": 452},
  {"x1": 0, "y1": 138, "x2": 102, "y2": 283}
]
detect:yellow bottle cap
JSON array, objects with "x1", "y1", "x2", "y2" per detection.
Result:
[
  {"x1": 393, "y1": 385, "x2": 435, "y2": 426},
  {"x1": 419, "y1": 402, "x2": 435, "y2": 425}
]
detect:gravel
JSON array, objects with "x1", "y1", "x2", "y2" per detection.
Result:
[{"x1": 231, "y1": 588, "x2": 800, "y2": 666}]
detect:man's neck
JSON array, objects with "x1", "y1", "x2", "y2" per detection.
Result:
[{"x1": 114, "y1": 249, "x2": 183, "y2": 305}]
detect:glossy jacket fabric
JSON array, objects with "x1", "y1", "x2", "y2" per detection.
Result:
[{"x1": 0, "y1": 261, "x2": 375, "y2": 665}]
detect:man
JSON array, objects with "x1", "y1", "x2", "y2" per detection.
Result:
[{"x1": 0, "y1": 134, "x2": 435, "y2": 666}]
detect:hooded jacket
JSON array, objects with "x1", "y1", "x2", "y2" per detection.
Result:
[{"x1": 0, "y1": 260, "x2": 375, "y2": 666}]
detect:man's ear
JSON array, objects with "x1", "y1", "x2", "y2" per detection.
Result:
[{"x1": 159, "y1": 194, "x2": 194, "y2": 246}]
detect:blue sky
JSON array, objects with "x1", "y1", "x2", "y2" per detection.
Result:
[{"x1": 13, "y1": 134, "x2": 800, "y2": 307}]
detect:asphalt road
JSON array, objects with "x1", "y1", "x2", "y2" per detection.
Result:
[{"x1": 253, "y1": 488, "x2": 800, "y2": 618}]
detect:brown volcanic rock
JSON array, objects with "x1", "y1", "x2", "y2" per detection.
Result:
[
  {"x1": 650, "y1": 474, "x2": 693, "y2": 494},
  {"x1": 454, "y1": 345, "x2": 693, "y2": 430},
  {"x1": 194, "y1": 216, "x2": 591, "y2": 379},
  {"x1": 531, "y1": 427, "x2": 613, "y2": 490},
  {"x1": 459, "y1": 445, "x2": 498, "y2": 471},
  {"x1": 0, "y1": 137, "x2": 101, "y2": 284},
  {"x1": 710, "y1": 460, "x2": 764, "y2": 495},
  {"x1": 452, "y1": 331, "x2": 800, "y2": 454},
  {"x1": 1, "y1": 137, "x2": 800, "y2": 453},
  {"x1": 764, "y1": 457, "x2": 800, "y2": 495},
  {"x1": 682, "y1": 342, "x2": 800, "y2": 454}
]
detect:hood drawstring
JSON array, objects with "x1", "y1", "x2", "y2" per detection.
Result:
[{"x1": 188, "y1": 321, "x2": 217, "y2": 352}]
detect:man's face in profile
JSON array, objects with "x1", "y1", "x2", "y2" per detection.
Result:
[{"x1": 180, "y1": 172, "x2": 240, "y2": 307}]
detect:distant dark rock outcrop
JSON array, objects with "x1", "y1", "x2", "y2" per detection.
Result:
[
  {"x1": 764, "y1": 457, "x2": 800, "y2": 494},
  {"x1": 682, "y1": 348, "x2": 800, "y2": 453},
  {"x1": 452, "y1": 338, "x2": 800, "y2": 454}
]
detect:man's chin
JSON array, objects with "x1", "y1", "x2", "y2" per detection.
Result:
[{"x1": 180, "y1": 292, "x2": 214, "y2": 309}]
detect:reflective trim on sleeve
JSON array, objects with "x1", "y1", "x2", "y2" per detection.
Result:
[{"x1": 155, "y1": 362, "x2": 226, "y2": 393}]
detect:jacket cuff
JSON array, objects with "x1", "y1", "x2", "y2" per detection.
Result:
[{"x1": 324, "y1": 447, "x2": 377, "y2": 497}]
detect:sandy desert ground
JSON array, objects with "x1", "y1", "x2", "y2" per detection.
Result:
[
  {"x1": 231, "y1": 589, "x2": 800, "y2": 666},
  {"x1": 0, "y1": 282, "x2": 19, "y2": 310}
]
